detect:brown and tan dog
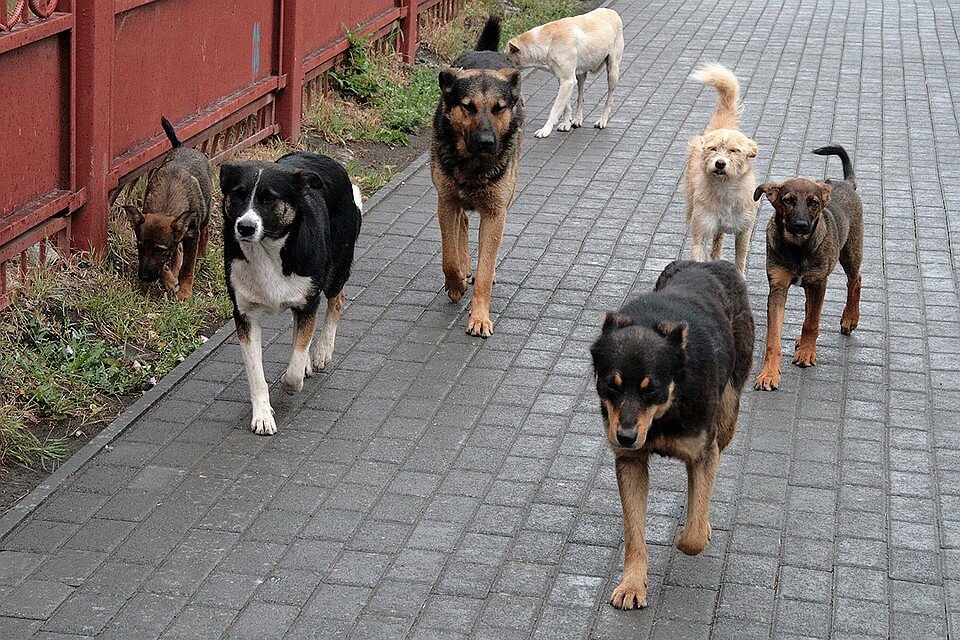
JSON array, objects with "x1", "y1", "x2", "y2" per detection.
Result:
[
  {"x1": 754, "y1": 145, "x2": 863, "y2": 391},
  {"x1": 431, "y1": 16, "x2": 523, "y2": 337},
  {"x1": 126, "y1": 117, "x2": 212, "y2": 300}
]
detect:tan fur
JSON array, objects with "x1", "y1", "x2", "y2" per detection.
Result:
[
  {"x1": 507, "y1": 8, "x2": 624, "y2": 137},
  {"x1": 612, "y1": 452, "x2": 650, "y2": 609},
  {"x1": 684, "y1": 64, "x2": 759, "y2": 276}
]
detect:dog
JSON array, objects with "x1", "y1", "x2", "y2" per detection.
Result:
[
  {"x1": 125, "y1": 117, "x2": 212, "y2": 299},
  {"x1": 684, "y1": 64, "x2": 759, "y2": 276},
  {"x1": 590, "y1": 260, "x2": 754, "y2": 610},
  {"x1": 431, "y1": 15, "x2": 523, "y2": 338},
  {"x1": 753, "y1": 145, "x2": 862, "y2": 391},
  {"x1": 219, "y1": 152, "x2": 362, "y2": 435},
  {"x1": 506, "y1": 8, "x2": 623, "y2": 138}
]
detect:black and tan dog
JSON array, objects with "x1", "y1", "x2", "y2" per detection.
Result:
[
  {"x1": 126, "y1": 117, "x2": 212, "y2": 300},
  {"x1": 753, "y1": 145, "x2": 862, "y2": 391},
  {"x1": 591, "y1": 260, "x2": 754, "y2": 610},
  {"x1": 431, "y1": 15, "x2": 523, "y2": 337}
]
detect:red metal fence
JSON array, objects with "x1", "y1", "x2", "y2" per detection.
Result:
[{"x1": 0, "y1": 0, "x2": 462, "y2": 310}]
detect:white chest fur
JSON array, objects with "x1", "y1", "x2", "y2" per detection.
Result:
[{"x1": 230, "y1": 236, "x2": 314, "y2": 315}]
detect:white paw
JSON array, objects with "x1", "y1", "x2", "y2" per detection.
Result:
[
  {"x1": 251, "y1": 410, "x2": 277, "y2": 436},
  {"x1": 557, "y1": 121, "x2": 572, "y2": 132},
  {"x1": 594, "y1": 119, "x2": 608, "y2": 129},
  {"x1": 534, "y1": 126, "x2": 552, "y2": 138},
  {"x1": 311, "y1": 338, "x2": 335, "y2": 371},
  {"x1": 280, "y1": 369, "x2": 305, "y2": 395},
  {"x1": 571, "y1": 117, "x2": 583, "y2": 128}
]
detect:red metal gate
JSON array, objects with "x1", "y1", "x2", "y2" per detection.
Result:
[{"x1": 0, "y1": 0, "x2": 462, "y2": 310}]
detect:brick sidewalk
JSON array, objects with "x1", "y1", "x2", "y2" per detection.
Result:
[{"x1": 3, "y1": 0, "x2": 960, "y2": 638}]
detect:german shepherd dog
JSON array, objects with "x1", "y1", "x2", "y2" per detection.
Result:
[
  {"x1": 753, "y1": 145, "x2": 863, "y2": 390},
  {"x1": 590, "y1": 260, "x2": 754, "y2": 609},
  {"x1": 126, "y1": 117, "x2": 212, "y2": 299},
  {"x1": 431, "y1": 16, "x2": 523, "y2": 337},
  {"x1": 220, "y1": 153, "x2": 362, "y2": 435}
]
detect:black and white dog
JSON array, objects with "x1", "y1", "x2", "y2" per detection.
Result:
[{"x1": 220, "y1": 152, "x2": 362, "y2": 435}]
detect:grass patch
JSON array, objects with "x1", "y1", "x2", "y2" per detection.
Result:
[
  {"x1": 420, "y1": 0, "x2": 579, "y2": 63},
  {"x1": 304, "y1": 32, "x2": 441, "y2": 149}
]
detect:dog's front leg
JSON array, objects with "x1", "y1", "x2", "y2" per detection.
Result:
[
  {"x1": 676, "y1": 440, "x2": 719, "y2": 555},
  {"x1": 755, "y1": 267, "x2": 791, "y2": 390},
  {"x1": 689, "y1": 219, "x2": 716, "y2": 263},
  {"x1": 535, "y1": 77, "x2": 576, "y2": 138},
  {"x1": 236, "y1": 310, "x2": 275, "y2": 435},
  {"x1": 176, "y1": 234, "x2": 199, "y2": 300},
  {"x1": 794, "y1": 280, "x2": 826, "y2": 367},
  {"x1": 312, "y1": 291, "x2": 344, "y2": 371},
  {"x1": 611, "y1": 452, "x2": 650, "y2": 610},
  {"x1": 467, "y1": 209, "x2": 505, "y2": 337},
  {"x1": 281, "y1": 307, "x2": 318, "y2": 395},
  {"x1": 161, "y1": 244, "x2": 183, "y2": 297},
  {"x1": 734, "y1": 225, "x2": 753, "y2": 276},
  {"x1": 438, "y1": 195, "x2": 468, "y2": 302}
]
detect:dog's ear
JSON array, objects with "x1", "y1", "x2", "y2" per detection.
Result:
[
  {"x1": 123, "y1": 204, "x2": 144, "y2": 229},
  {"x1": 746, "y1": 140, "x2": 759, "y2": 158},
  {"x1": 602, "y1": 313, "x2": 634, "y2": 334},
  {"x1": 507, "y1": 41, "x2": 521, "y2": 57},
  {"x1": 818, "y1": 181, "x2": 832, "y2": 206},
  {"x1": 657, "y1": 321, "x2": 688, "y2": 350},
  {"x1": 219, "y1": 162, "x2": 244, "y2": 196},
  {"x1": 754, "y1": 182, "x2": 780, "y2": 203},
  {"x1": 439, "y1": 68, "x2": 460, "y2": 98},
  {"x1": 498, "y1": 67, "x2": 521, "y2": 102},
  {"x1": 293, "y1": 170, "x2": 324, "y2": 193}
]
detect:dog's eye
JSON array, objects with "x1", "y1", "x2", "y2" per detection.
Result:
[
  {"x1": 730, "y1": 149, "x2": 740, "y2": 154},
  {"x1": 807, "y1": 198, "x2": 819, "y2": 208},
  {"x1": 461, "y1": 103, "x2": 477, "y2": 115},
  {"x1": 491, "y1": 104, "x2": 505, "y2": 115},
  {"x1": 783, "y1": 196, "x2": 796, "y2": 206}
]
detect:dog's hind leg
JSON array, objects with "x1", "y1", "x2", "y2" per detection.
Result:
[
  {"x1": 236, "y1": 311, "x2": 276, "y2": 435},
  {"x1": 197, "y1": 223, "x2": 210, "y2": 258},
  {"x1": 281, "y1": 307, "x2": 318, "y2": 395},
  {"x1": 611, "y1": 453, "x2": 650, "y2": 610},
  {"x1": 839, "y1": 236, "x2": 862, "y2": 335},
  {"x1": 535, "y1": 76, "x2": 577, "y2": 138},
  {"x1": 176, "y1": 234, "x2": 199, "y2": 300},
  {"x1": 710, "y1": 234, "x2": 724, "y2": 260},
  {"x1": 312, "y1": 291, "x2": 344, "y2": 371},
  {"x1": 595, "y1": 53, "x2": 620, "y2": 129},
  {"x1": 676, "y1": 440, "x2": 719, "y2": 556}
]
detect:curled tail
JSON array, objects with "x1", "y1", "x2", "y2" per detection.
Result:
[
  {"x1": 812, "y1": 145, "x2": 856, "y2": 188},
  {"x1": 475, "y1": 15, "x2": 501, "y2": 51},
  {"x1": 691, "y1": 63, "x2": 741, "y2": 131},
  {"x1": 160, "y1": 116, "x2": 182, "y2": 148}
]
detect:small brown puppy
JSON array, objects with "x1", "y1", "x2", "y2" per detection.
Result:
[
  {"x1": 432, "y1": 16, "x2": 523, "y2": 337},
  {"x1": 126, "y1": 117, "x2": 212, "y2": 300},
  {"x1": 754, "y1": 145, "x2": 863, "y2": 391}
]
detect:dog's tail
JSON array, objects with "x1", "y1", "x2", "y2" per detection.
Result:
[
  {"x1": 812, "y1": 145, "x2": 856, "y2": 189},
  {"x1": 160, "y1": 116, "x2": 182, "y2": 149},
  {"x1": 691, "y1": 63, "x2": 741, "y2": 131},
  {"x1": 475, "y1": 15, "x2": 501, "y2": 51}
]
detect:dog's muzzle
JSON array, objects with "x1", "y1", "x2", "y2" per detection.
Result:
[
  {"x1": 235, "y1": 213, "x2": 263, "y2": 242},
  {"x1": 712, "y1": 159, "x2": 727, "y2": 176}
]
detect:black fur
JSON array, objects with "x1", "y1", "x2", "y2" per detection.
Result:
[
  {"x1": 220, "y1": 152, "x2": 361, "y2": 318},
  {"x1": 475, "y1": 14, "x2": 501, "y2": 51},
  {"x1": 812, "y1": 145, "x2": 855, "y2": 186},
  {"x1": 591, "y1": 261, "x2": 754, "y2": 448},
  {"x1": 160, "y1": 116, "x2": 182, "y2": 149}
]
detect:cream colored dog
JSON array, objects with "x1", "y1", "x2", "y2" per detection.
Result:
[
  {"x1": 506, "y1": 8, "x2": 624, "y2": 138},
  {"x1": 684, "y1": 64, "x2": 759, "y2": 275}
]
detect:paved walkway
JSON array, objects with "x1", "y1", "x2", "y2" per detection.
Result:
[{"x1": 4, "y1": 0, "x2": 960, "y2": 637}]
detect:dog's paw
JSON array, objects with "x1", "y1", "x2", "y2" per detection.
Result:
[
  {"x1": 534, "y1": 126, "x2": 553, "y2": 138},
  {"x1": 251, "y1": 411, "x2": 277, "y2": 436},
  {"x1": 312, "y1": 341, "x2": 335, "y2": 371},
  {"x1": 557, "y1": 121, "x2": 572, "y2": 132},
  {"x1": 754, "y1": 367, "x2": 781, "y2": 391},
  {"x1": 279, "y1": 371, "x2": 304, "y2": 396},
  {"x1": 675, "y1": 522, "x2": 711, "y2": 556},
  {"x1": 175, "y1": 285, "x2": 193, "y2": 301},
  {"x1": 840, "y1": 312, "x2": 859, "y2": 335},
  {"x1": 610, "y1": 580, "x2": 648, "y2": 610},
  {"x1": 466, "y1": 315, "x2": 493, "y2": 338},
  {"x1": 445, "y1": 276, "x2": 468, "y2": 302},
  {"x1": 594, "y1": 118, "x2": 608, "y2": 129},
  {"x1": 792, "y1": 345, "x2": 817, "y2": 368},
  {"x1": 571, "y1": 117, "x2": 583, "y2": 128}
]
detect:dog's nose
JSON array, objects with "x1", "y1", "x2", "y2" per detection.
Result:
[
  {"x1": 236, "y1": 220, "x2": 258, "y2": 238},
  {"x1": 788, "y1": 220, "x2": 811, "y2": 235},
  {"x1": 714, "y1": 159, "x2": 726, "y2": 169},
  {"x1": 616, "y1": 429, "x2": 637, "y2": 448},
  {"x1": 476, "y1": 137, "x2": 497, "y2": 154}
]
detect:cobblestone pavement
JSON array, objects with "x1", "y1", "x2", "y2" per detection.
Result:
[{"x1": 4, "y1": 0, "x2": 960, "y2": 637}]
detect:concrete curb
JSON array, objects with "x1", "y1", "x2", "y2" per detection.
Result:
[{"x1": 0, "y1": 150, "x2": 432, "y2": 542}]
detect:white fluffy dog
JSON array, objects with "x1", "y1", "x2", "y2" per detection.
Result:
[
  {"x1": 684, "y1": 64, "x2": 759, "y2": 275},
  {"x1": 507, "y1": 8, "x2": 624, "y2": 138}
]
